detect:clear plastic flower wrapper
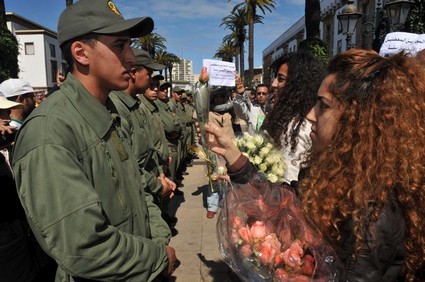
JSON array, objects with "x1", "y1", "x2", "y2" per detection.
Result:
[{"x1": 217, "y1": 174, "x2": 343, "y2": 282}]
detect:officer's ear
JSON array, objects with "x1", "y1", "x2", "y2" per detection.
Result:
[{"x1": 130, "y1": 67, "x2": 138, "y2": 79}]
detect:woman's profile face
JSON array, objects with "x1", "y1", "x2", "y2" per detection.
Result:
[{"x1": 306, "y1": 75, "x2": 342, "y2": 153}]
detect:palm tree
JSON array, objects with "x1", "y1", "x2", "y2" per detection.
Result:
[
  {"x1": 221, "y1": 8, "x2": 248, "y2": 79},
  {"x1": 155, "y1": 50, "x2": 180, "y2": 86},
  {"x1": 214, "y1": 40, "x2": 236, "y2": 62},
  {"x1": 305, "y1": 0, "x2": 320, "y2": 39},
  {"x1": 230, "y1": 0, "x2": 276, "y2": 86},
  {"x1": 66, "y1": 0, "x2": 73, "y2": 6},
  {"x1": 222, "y1": 34, "x2": 240, "y2": 73},
  {"x1": 132, "y1": 32, "x2": 167, "y2": 59}
]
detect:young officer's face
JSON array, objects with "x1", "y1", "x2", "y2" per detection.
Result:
[{"x1": 86, "y1": 33, "x2": 135, "y2": 92}]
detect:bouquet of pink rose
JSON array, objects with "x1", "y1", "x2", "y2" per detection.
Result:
[{"x1": 217, "y1": 175, "x2": 342, "y2": 281}]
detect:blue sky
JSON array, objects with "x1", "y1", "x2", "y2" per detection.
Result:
[{"x1": 5, "y1": 0, "x2": 305, "y2": 74}]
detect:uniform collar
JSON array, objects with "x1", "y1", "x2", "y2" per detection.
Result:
[
  {"x1": 138, "y1": 94, "x2": 157, "y2": 113},
  {"x1": 60, "y1": 73, "x2": 113, "y2": 138},
  {"x1": 111, "y1": 90, "x2": 139, "y2": 109}
]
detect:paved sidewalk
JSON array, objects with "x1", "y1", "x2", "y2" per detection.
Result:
[{"x1": 166, "y1": 158, "x2": 241, "y2": 282}]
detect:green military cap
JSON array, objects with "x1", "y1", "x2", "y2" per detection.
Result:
[
  {"x1": 160, "y1": 82, "x2": 171, "y2": 90},
  {"x1": 173, "y1": 86, "x2": 185, "y2": 93},
  {"x1": 132, "y1": 49, "x2": 165, "y2": 71},
  {"x1": 58, "y1": 0, "x2": 154, "y2": 46},
  {"x1": 152, "y1": 74, "x2": 165, "y2": 81}
]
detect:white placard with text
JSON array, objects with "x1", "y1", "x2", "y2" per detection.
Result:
[{"x1": 203, "y1": 59, "x2": 236, "y2": 87}]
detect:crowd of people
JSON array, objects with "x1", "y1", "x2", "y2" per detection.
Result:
[{"x1": 1, "y1": 0, "x2": 425, "y2": 281}]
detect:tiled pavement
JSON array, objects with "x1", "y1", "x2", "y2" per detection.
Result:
[{"x1": 166, "y1": 159, "x2": 242, "y2": 282}]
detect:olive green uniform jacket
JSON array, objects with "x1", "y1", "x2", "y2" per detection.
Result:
[
  {"x1": 12, "y1": 74, "x2": 168, "y2": 282},
  {"x1": 154, "y1": 99, "x2": 182, "y2": 147},
  {"x1": 110, "y1": 91, "x2": 163, "y2": 197},
  {"x1": 155, "y1": 99, "x2": 182, "y2": 179},
  {"x1": 138, "y1": 95, "x2": 169, "y2": 171}
]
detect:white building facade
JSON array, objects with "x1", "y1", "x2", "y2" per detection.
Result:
[
  {"x1": 262, "y1": 0, "x2": 383, "y2": 84},
  {"x1": 171, "y1": 58, "x2": 194, "y2": 84},
  {"x1": 6, "y1": 12, "x2": 66, "y2": 91}
]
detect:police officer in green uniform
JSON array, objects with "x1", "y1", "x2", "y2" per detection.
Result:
[
  {"x1": 181, "y1": 90, "x2": 195, "y2": 164},
  {"x1": 12, "y1": 1, "x2": 177, "y2": 281},
  {"x1": 168, "y1": 87, "x2": 187, "y2": 183},
  {"x1": 156, "y1": 82, "x2": 182, "y2": 182},
  {"x1": 110, "y1": 49, "x2": 175, "y2": 202}
]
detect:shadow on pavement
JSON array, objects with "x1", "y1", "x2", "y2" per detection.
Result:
[{"x1": 197, "y1": 253, "x2": 242, "y2": 282}]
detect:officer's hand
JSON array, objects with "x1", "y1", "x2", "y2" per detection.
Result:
[
  {"x1": 158, "y1": 173, "x2": 176, "y2": 198},
  {"x1": 164, "y1": 245, "x2": 177, "y2": 275}
]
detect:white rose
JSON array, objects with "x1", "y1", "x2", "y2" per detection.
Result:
[
  {"x1": 266, "y1": 142, "x2": 274, "y2": 150},
  {"x1": 259, "y1": 163, "x2": 268, "y2": 172},
  {"x1": 253, "y1": 155, "x2": 262, "y2": 165},
  {"x1": 217, "y1": 166, "x2": 226, "y2": 175},
  {"x1": 271, "y1": 164, "x2": 284, "y2": 176},
  {"x1": 267, "y1": 173, "x2": 278, "y2": 183},
  {"x1": 253, "y1": 135, "x2": 264, "y2": 146},
  {"x1": 259, "y1": 146, "x2": 271, "y2": 158},
  {"x1": 246, "y1": 141, "x2": 256, "y2": 151}
]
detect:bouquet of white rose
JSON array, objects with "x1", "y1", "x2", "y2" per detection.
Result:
[{"x1": 234, "y1": 132, "x2": 286, "y2": 183}]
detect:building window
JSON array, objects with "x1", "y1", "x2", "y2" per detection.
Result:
[
  {"x1": 25, "y1": 42, "x2": 35, "y2": 55},
  {"x1": 51, "y1": 60, "x2": 58, "y2": 83},
  {"x1": 337, "y1": 19, "x2": 343, "y2": 34},
  {"x1": 50, "y1": 44, "x2": 56, "y2": 58},
  {"x1": 337, "y1": 40, "x2": 342, "y2": 54}
]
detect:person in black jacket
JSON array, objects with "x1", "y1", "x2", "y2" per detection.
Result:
[{"x1": 204, "y1": 49, "x2": 425, "y2": 281}]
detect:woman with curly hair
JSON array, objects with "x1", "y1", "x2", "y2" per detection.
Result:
[
  {"x1": 300, "y1": 49, "x2": 425, "y2": 281},
  {"x1": 262, "y1": 52, "x2": 326, "y2": 185},
  {"x1": 205, "y1": 49, "x2": 425, "y2": 280}
]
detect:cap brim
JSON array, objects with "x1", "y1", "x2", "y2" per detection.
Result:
[
  {"x1": 160, "y1": 83, "x2": 171, "y2": 89},
  {"x1": 95, "y1": 17, "x2": 154, "y2": 38},
  {"x1": 153, "y1": 74, "x2": 165, "y2": 81},
  {"x1": 145, "y1": 62, "x2": 166, "y2": 71},
  {"x1": 0, "y1": 98, "x2": 23, "y2": 109}
]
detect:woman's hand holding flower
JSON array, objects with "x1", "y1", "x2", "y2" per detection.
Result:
[{"x1": 205, "y1": 123, "x2": 241, "y2": 167}]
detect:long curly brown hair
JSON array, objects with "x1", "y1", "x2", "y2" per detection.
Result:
[
  {"x1": 262, "y1": 52, "x2": 325, "y2": 151},
  {"x1": 299, "y1": 49, "x2": 425, "y2": 280}
]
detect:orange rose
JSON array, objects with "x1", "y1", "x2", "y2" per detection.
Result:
[
  {"x1": 240, "y1": 243, "x2": 253, "y2": 257},
  {"x1": 282, "y1": 241, "x2": 304, "y2": 268},
  {"x1": 199, "y1": 66, "x2": 209, "y2": 83},
  {"x1": 274, "y1": 252, "x2": 284, "y2": 267},
  {"x1": 258, "y1": 244, "x2": 274, "y2": 265},
  {"x1": 274, "y1": 268, "x2": 289, "y2": 282},
  {"x1": 238, "y1": 226, "x2": 252, "y2": 243},
  {"x1": 288, "y1": 274, "x2": 312, "y2": 282},
  {"x1": 232, "y1": 216, "x2": 242, "y2": 229},
  {"x1": 301, "y1": 254, "x2": 315, "y2": 276},
  {"x1": 231, "y1": 229, "x2": 241, "y2": 244},
  {"x1": 250, "y1": 221, "x2": 267, "y2": 240},
  {"x1": 264, "y1": 233, "x2": 281, "y2": 252}
]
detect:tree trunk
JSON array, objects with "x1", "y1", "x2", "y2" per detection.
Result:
[
  {"x1": 168, "y1": 66, "x2": 173, "y2": 87},
  {"x1": 248, "y1": 16, "x2": 254, "y2": 86},
  {"x1": 305, "y1": 0, "x2": 321, "y2": 38},
  {"x1": 234, "y1": 49, "x2": 239, "y2": 74},
  {"x1": 164, "y1": 67, "x2": 168, "y2": 81},
  {"x1": 66, "y1": 0, "x2": 73, "y2": 6},
  {"x1": 239, "y1": 42, "x2": 245, "y2": 83}
]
